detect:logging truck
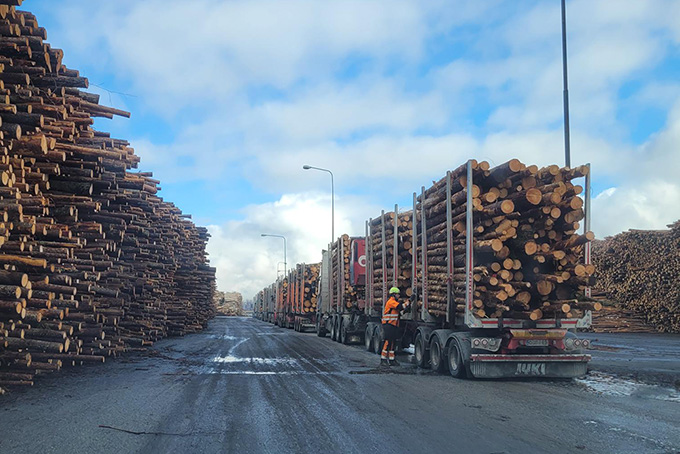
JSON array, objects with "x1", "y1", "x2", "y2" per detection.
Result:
[
  {"x1": 255, "y1": 281, "x2": 277, "y2": 324},
  {"x1": 315, "y1": 235, "x2": 369, "y2": 343},
  {"x1": 314, "y1": 159, "x2": 595, "y2": 378},
  {"x1": 256, "y1": 158, "x2": 596, "y2": 378},
  {"x1": 275, "y1": 263, "x2": 322, "y2": 332}
]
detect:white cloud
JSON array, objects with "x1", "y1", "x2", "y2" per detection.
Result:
[
  {"x1": 593, "y1": 183, "x2": 680, "y2": 237},
  {"x1": 206, "y1": 192, "x2": 380, "y2": 297},
  {"x1": 32, "y1": 0, "x2": 680, "y2": 294},
  {"x1": 50, "y1": 0, "x2": 432, "y2": 113}
]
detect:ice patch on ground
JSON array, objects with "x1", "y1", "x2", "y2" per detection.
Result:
[
  {"x1": 197, "y1": 369, "x2": 336, "y2": 375},
  {"x1": 207, "y1": 335, "x2": 241, "y2": 341},
  {"x1": 576, "y1": 371, "x2": 680, "y2": 403},
  {"x1": 211, "y1": 356, "x2": 298, "y2": 366}
]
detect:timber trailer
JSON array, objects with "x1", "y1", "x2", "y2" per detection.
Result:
[
  {"x1": 259, "y1": 281, "x2": 276, "y2": 324},
  {"x1": 363, "y1": 160, "x2": 593, "y2": 378},
  {"x1": 315, "y1": 235, "x2": 369, "y2": 344},
  {"x1": 278, "y1": 263, "x2": 321, "y2": 332}
]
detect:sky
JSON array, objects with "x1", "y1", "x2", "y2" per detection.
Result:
[{"x1": 28, "y1": 0, "x2": 680, "y2": 299}]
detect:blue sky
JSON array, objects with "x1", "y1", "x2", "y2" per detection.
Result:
[{"x1": 28, "y1": 0, "x2": 680, "y2": 296}]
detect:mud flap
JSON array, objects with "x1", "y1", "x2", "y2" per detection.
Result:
[{"x1": 469, "y1": 354, "x2": 590, "y2": 378}]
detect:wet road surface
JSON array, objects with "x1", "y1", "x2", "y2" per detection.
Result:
[
  {"x1": 581, "y1": 332, "x2": 680, "y2": 387},
  {"x1": 0, "y1": 316, "x2": 678, "y2": 454}
]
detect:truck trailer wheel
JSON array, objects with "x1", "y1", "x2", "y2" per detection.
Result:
[
  {"x1": 372, "y1": 326, "x2": 384, "y2": 355},
  {"x1": 364, "y1": 324, "x2": 375, "y2": 351},
  {"x1": 330, "y1": 316, "x2": 338, "y2": 341},
  {"x1": 334, "y1": 317, "x2": 343, "y2": 343},
  {"x1": 340, "y1": 321, "x2": 349, "y2": 345},
  {"x1": 316, "y1": 318, "x2": 327, "y2": 337},
  {"x1": 414, "y1": 332, "x2": 430, "y2": 369},
  {"x1": 447, "y1": 340, "x2": 466, "y2": 378},
  {"x1": 429, "y1": 337, "x2": 448, "y2": 374}
]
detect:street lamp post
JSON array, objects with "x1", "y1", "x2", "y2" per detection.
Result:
[
  {"x1": 261, "y1": 234, "x2": 287, "y2": 277},
  {"x1": 276, "y1": 261, "x2": 286, "y2": 277},
  {"x1": 302, "y1": 165, "x2": 334, "y2": 245},
  {"x1": 561, "y1": 0, "x2": 571, "y2": 168}
]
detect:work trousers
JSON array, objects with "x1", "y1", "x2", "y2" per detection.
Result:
[{"x1": 381, "y1": 323, "x2": 398, "y2": 360}]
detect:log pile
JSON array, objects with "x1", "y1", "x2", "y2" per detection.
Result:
[
  {"x1": 589, "y1": 298, "x2": 656, "y2": 333},
  {"x1": 277, "y1": 277, "x2": 287, "y2": 315},
  {"x1": 330, "y1": 234, "x2": 363, "y2": 310},
  {"x1": 591, "y1": 220, "x2": 680, "y2": 333},
  {"x1": 214, "y1": 291, "x2": 244, "y2": 316},
  {"x1": 294, "y1": 263, "x2": 319, "y2": 314},
  {"x1": 369, "y1": 211, "x2": 413, "y2": 313},
  {"x1": 0, "y1": 1, "x2": 216, "y2": 390},
  {"x1": 416, "y1": 159, "x2": 598, "y2": 321}
]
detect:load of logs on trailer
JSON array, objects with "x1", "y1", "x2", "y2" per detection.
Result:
[
  {"x1": 332, "y1": 234, "x2": 365, "y2": 310},
  {"x1": 384, "y1": 159, "x2": 599, "y2": 321},
  {"x1": 369, "y1": 211, "x2": 413, "y2": 314},
  {"x1": 290, "y1": 263, "x2": 320, "y2": 315},
  {"x1": 0, "y1": 1, "x2": 217, "y2": 390},
  {"x1": 591, "y1": 220, "x2": 680, "y2": 333}
]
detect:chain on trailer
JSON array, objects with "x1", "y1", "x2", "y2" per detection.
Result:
[
  {"x1": 393, "y1": 204, "x2": 398, "y2": 289},
  {"x1": 380, "y1": 210, "x2": 387, "y2": 315},
  {"x1": 420, "y1": 185, "x2": 429, "y2": 319},
  {"x1": 411, "y1": 192, "x2": 418, "y2": 319},
  {"x1": 365, "y1": 219, "x2": 372, "y2": 316}
]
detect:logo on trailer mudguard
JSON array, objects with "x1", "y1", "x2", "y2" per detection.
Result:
[{"x1": 515, "y1": 363, "x2": 546, "y2": 376}]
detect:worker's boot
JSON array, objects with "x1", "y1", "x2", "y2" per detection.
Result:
[
  {"x1": 389, "y1": 358, "x2": 400, "y2": 367},
  {"x1": 380, "y1": 358, "x2": 390, "y2": 368}
]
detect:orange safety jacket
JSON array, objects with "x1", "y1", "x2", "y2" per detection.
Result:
[{"x1": 382, "y1": 296, "x2": 404, "y2": 327}]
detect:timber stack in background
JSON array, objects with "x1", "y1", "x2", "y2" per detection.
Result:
[
  {"x1": 214, "y1": 291, "x2": 244, "y2": 316},
  {"x1": 591, "y1": 220, "x2": 680, "y2": 333},
  {"x1": 0, "y1": 0, "x2": 217, "y2": 391}
]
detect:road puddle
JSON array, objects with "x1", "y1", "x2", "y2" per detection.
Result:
[{"x1": 576, "y1": 372, "x2": 680, "y2": 403}]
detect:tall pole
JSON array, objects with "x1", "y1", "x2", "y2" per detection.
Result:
[
  {"x1": 261, "y1": 234, "x2": 287, "y2": 277},
  {"x1": 330, "y1": 171, "x2": 334, "y2": 244},
  {"x1": 561, "y1": 0, "x2": 571, "y2": 167},
  {"x1": 303, "y1": 165, "x2": 335, "y2": 245}
]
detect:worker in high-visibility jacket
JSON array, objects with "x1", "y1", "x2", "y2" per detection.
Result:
[{"x1": 381, "y1": 287, "x2": 411, "y2": 367}]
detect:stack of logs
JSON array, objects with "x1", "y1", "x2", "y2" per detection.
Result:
[
  {"x1": 298, "y1": 263, "x2": 320, "y2": 314},
  {"x1": 416, "y1": 159, "x2": 599, "y2": 320},
  {"x1": 369, "y1": 211, "x2": 413, "y2": 314},
  {"x1": 591, "y1": 220, "x2": 680, "y2": 333},
  {"x1": 0, "y1": 1, "x2": 216, "y2": 390},
  {"x1": 285, "y1": 263, "x2": 320, "y2": 315},
  {"x1": 330, "y1": 234, "x2": 363, "y2": 310},
  {"x1": 277, "y1": 277, "x2": 287, "y2": 315}
]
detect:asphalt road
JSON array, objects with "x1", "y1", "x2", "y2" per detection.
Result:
[
  {"x1": 582, "y1": 332, "x2": 680, "y2": 387},
  {"x1": 0, "y1": 316, "x2": 678, "y2": 454}
]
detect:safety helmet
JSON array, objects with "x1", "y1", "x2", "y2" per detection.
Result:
[{"x1": 389, "y1": 287, "x2": 400, "y2": 294}]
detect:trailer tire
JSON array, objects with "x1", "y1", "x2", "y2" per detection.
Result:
[
  {"x1": 414, "y1": 332, "x2": 430, "y2": 369},
  {"x1": 429, "y1": 337, "x2": 448, "y2": 374},
  {"x1": 335, "y1": 317, "x2": 343, "y2": 343},
  {"x1": 316, "y1": 318, "x2": 327, "y2": 337},
  {"x1": 340, "y1": 321, "x2": 349, "y2": 345},
  {"x1": 330, "y1": 316, "x2": 337, "y2": 341},
  {"x1": 365, "y1": 325, "x2": 375, "y2": 351},
  {"x1": 447, "y1": 340, "x2": 466, "y2": 378},
  {"x1": 372, "y1": 327, "x2": 383, "y2": 355}
]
